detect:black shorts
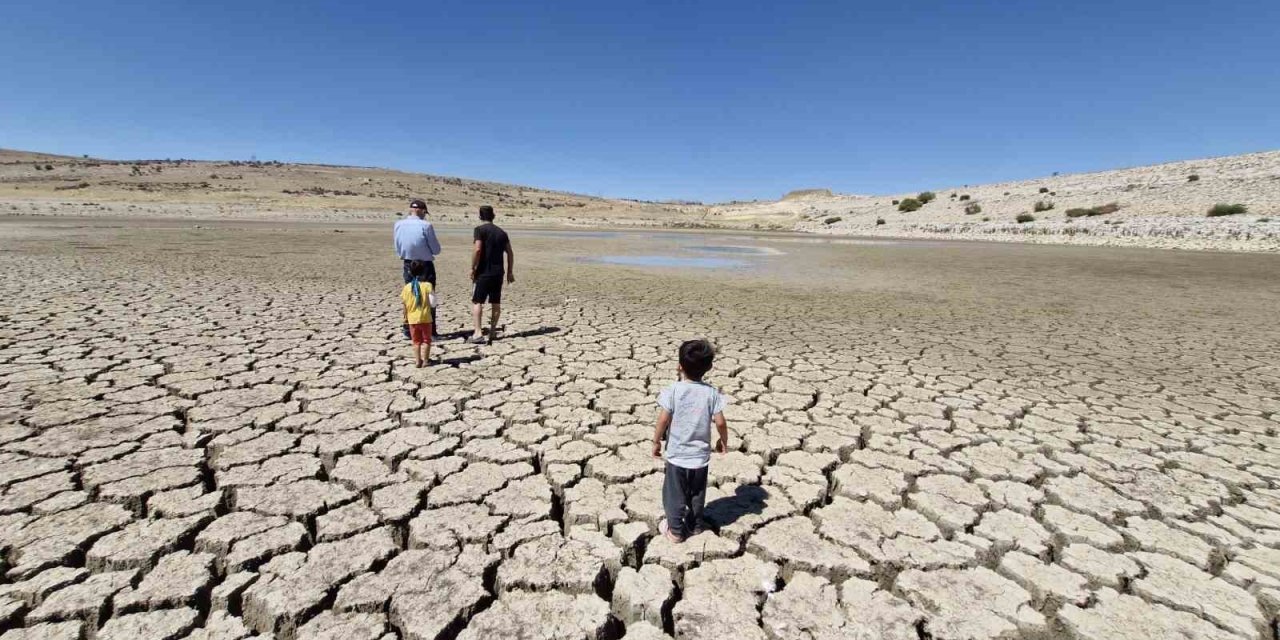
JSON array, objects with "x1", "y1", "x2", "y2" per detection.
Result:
[{"x1": 472, "y1": 276, "x2": 503, "y2": 304}]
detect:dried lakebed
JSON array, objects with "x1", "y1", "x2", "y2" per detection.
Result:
[{"x1": 1, "y1": 217, "x2": 1278, "y2": 639}]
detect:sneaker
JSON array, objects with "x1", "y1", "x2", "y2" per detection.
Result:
[
  {"x1": 658, "y1": 519, "x2": 684, "y2": 544},
  {"x1": 468, "y1": 335, "x2": 486, "y2": 344}
]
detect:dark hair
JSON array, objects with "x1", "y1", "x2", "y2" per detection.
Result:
[
  {"x1": 679, "y1": 339, "x2": 715, "y2": 380},
  {"x1": 479, "y1": 205, "x2": 495, "y2": 221},
  {"x1": 410, "y1": 199, "x2": 427, "y2": 211},
  {"x1": 408, "y1": 260, "x2": 429, "y2": 277}
]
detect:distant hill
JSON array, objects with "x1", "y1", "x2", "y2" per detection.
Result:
[
  {"x1": 782, "y1": 188, "x2": 833, "y2": 200},
  {"x1": 2, "y1": 148, "x2": 1276, "y2": 250},
  {"x1": 0, "y1": 149, "x2": 97, "y2": 163},
  {"x1": 0, "y1": 148, "x2": 699, "y2": 226},
  {"x1": 720, "y1": 151, "x2": 1280, "y2": 245}
]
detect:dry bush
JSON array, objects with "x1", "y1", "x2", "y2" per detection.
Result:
[{"x1": 1207, "y1": 203, "x2": 1247, "y2": 217}]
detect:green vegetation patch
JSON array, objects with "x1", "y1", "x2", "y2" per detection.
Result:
[
  {"x1": 1064, "y1": 202, "x2": 1120, "y2": 218},
  {"x1": 1207, "y1": 203, "x2": 1248, "y2": 217}
]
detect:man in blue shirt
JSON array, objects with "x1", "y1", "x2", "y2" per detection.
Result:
[{"x1": 394, "y1": 199, "x2": 442, "y2": 337}]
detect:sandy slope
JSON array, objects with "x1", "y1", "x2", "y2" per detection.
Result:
[
  {"x1": 2, "y1": 148, "x2": 1277, "y2": 251},
  {"x1": 0, "y1": 149, "x2": 695, "y2": 227},
  {"x1": 735, "y1": 151, "x2": 1280, "y2": 251}
]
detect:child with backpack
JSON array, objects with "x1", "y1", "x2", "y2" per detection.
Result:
[{"x1": 401, "y1": 260, "x2": 438, "y2": 367}]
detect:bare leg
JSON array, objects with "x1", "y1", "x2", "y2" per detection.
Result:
[
  {"x1": 472, "y1": 303, "x2": 484, "y2": 339},
  {"x1": 488, "y1": 304, "x2": 501, "y2": 344},
  {"x1": 423, "y1": 339, "x2": 431, "y2": 365},
  {"x1": 414, "y1": 342, "x2": 424, "y2": 367}
]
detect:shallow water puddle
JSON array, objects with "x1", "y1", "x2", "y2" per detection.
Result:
[
  {"x1": 515, "y1": 229, "x2": 622, "y2": 239},
  {"x1": 687, "y1": 245, "x2": 782, "y2": 256},
  {"x1": 587, "y1": 255, "x2": 746, "y2": 268}
]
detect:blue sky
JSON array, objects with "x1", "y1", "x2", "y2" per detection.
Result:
[{"x1": 2, "y1": 1, "x2": 1278, "y2": 202}]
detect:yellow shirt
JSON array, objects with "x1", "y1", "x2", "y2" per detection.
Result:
[{"x1": 401, "y1": 281, "x2": 434, "y2": 325}]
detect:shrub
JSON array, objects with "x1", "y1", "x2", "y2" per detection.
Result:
[
  {"x1": 1207, "y1": 203, "x2": 1247, "y2": 217},
  {"x1": 875, "y1": 218, "x2": 886, "y2": 225},
  {"x1": 1039, "y1": 187, "x2": 1049, "y2": 193},
  {"x1": 1033, "y1": 200, "x2": 1055, "y2": 212},
  {"x1": 823, "y1": 216, "x2": 842, "y2": 225},
  {"x1": 891, "y1": 199, "x2": 900, "y2": 205},
  {"x1": 1016, "y1": 213, "x2": 1035, "y2": 223},
  {"x1": 44, "y1": 164, "x2": 53, "y2": 171},
  {"x1": 1258, "y1": 218, "x2": 1271, "y2": 223},
  {"x1": 964, "y1": 203, "x2": 982, "y2": 215},
  {"x1": 981, "y1": 216, "x2": 991, "y2": 222},
  {"x1": 959, "y1": 194, "x2": 971, "y2": 201},
  {"x1": 898, "y1": 198, "x2": 922, "y2": 212},
  {"x1": 1003, "y1": 191, "x2": 1011, "y2": 196},
  {"x1": 1188, "y1": 174, "x2": 1200, "y2": 182},
  {"x1": 917, "y1": 191, "x2": 936, "y2": 204},
  {"x1": 1065, "y1": 202, "x2": 1120, "y2": 218}
]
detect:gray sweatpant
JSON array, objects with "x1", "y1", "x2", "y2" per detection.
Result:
[{"x1": 662, "y1": 462, "x2": 708, "y2": 539}]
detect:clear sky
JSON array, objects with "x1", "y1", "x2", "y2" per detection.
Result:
[{"x1": 3, "y1": 1, "x2": 1278, "y2": 202}]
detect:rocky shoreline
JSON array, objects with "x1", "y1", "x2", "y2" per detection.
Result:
[
  {"x1": 801, "y1": 216, "x2": 1280, "y2": 253},
  {"x1": 4, "y1": 204, "x2": 1278, "y2": 254}
]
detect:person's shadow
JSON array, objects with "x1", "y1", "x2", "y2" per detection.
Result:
[
  {"x1": 434, "y1": 326, "x2": 561, "y2": 342},
  {"x1": 702, "y1": 484, "x2": 770, "y2": 531},
  {"x1": 426, "y1": 326, "x2": 563, "y2": 366},
  {"x1": 500, "y1": 326, "x2": 561, "y2": 339},
  {"x1": 436, "y1": 354, "x2": 483, "y2": 367}
]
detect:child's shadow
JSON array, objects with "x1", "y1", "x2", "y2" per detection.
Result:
[{"x1": 703, "y1": 484, "x2": 770, "y2": 530}]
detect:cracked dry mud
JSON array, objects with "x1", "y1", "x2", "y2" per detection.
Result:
[{"x1": 1, "y1": 218, "x2": 1278, "y2": 639}]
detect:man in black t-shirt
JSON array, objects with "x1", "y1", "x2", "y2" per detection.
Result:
[{"x1": 470, "y1": 205, "x2": 514, "y2": 344}]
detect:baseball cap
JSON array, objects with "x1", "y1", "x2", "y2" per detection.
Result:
[{"x1": 409, "y1": 199, "x2": 427, "y2": 210}]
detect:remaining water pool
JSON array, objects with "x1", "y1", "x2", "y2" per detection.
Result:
[
  {"x1": 586, "y1": 255, "x2": 746, "y2": 269},
  {"x1": 687, "y1": 245, "x2": 782, "y2": 256},
  {"x1": 514, "y1": 230, "x2": 622, "y2": 239}
]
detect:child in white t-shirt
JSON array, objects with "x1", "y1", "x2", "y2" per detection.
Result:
[{"x1": 651, "y1": 339, "x2": 729, "y2": 543}]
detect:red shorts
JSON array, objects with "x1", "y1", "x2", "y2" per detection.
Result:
[{"x1": 409, "y1": 324, "x2": 433, "y2": 345}]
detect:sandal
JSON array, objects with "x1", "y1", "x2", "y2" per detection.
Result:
[{"x1": 659, "y1": 519, "x2": 683, "y2": 544}]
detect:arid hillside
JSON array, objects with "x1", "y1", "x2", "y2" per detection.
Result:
[
  {"x1": 3, "y1": 148, "x2": 1277, "y2": 250},
  {"x1": 0, "y1": 149, "x2": 700, "y2": 226},
  {"x1": 737, "y1": 150, "x2": 1280, "y2": 251}
]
